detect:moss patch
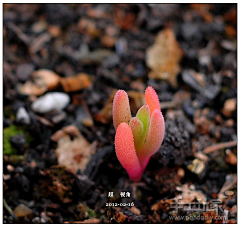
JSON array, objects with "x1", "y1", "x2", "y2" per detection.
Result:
[
  {"x1": 3, "y1": 125, "x2": 28, "y2": 155},
  {"x1": 86, "y1": 207, "x2": 97, "y2": 218}
]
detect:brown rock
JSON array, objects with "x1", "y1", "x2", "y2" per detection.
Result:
[
  {"x1": 101, "y1": 35, "x2": 116, "y2": 48},
  {"x1": 225, "y1": 149, "x2": 237, "y2": 165},
  {"x1": 48, "y1": 25, "x2": 61, "y2": 38},
  {"x1": 78, "y1": 18, "x2": 100, "y2": 38},
  {"x1": 82, "y1": 118, "x2": 94, "y2": 127},
  {"x1": 177, "y1": 168, "x2": 185, "y2": 178},
  {"x1": 130, "y1": 206, "x2": 141, "y2": 215},
  {"x1": 222, "y1": 98, "x2": 236, "y2": 117},
  {"x1": 14, "y1": 204, "x2": 33, "y2": 217}
]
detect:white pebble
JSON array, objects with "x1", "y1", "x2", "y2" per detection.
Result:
[
  {"x1": 16, "y1": 107, "x2": 31, "y2": 124},
  {"x1": 31, "y1": 92, "x2": 70, "y2": 113}
]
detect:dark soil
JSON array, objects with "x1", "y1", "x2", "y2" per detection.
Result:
[{"x1": 3, "y1": 4, "x2": 237, "y2": 224}]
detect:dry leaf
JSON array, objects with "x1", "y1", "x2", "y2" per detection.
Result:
[
  {"x1": 95, "y1": 103, "x2": 113, "y2": 124},
  {"x1": 51, "y1": 125, "x2": 80, "y2": 142},
  {"x1": 175, "y1": 184, "x2": 206, "y2": 203},
  {"x1": 52, "y1": 125, "x2": 96, "y2": 173},
  {"x1": 32, "y1": 69, "x2": 60, "y2": 90},
  {"x1": 62, "y1": 125, "x2": 81, "y2": 137},
  {"x1": 18, "y1": 81, "x2": 47, "y2": 96},
  {"x1": 218, "y1": 174, "x2": 237, "y2": 200},
  {"x1": 146, "y1": 28, "x2": 183, "y2": 87},
  {"x1": 60, "y1": 73, "x2": 91, "y2": 92},
  {"x1": 18, "y1": 69, "x2": 61, "y2": 95}
]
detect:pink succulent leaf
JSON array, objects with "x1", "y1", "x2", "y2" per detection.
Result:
[
  {"x1": 138, "y1": 109, "x2": 165, "y2": 164},
  {"x1": 115, "y1": 122, "x2": 143, "y2": 181},
  {"x1": 112, "y1": 90, "x2": 131, "y2": 130},
  {"x1": 136, "y1": 105, "x2": 150, "y2": 140},
  {"x1": 139, "y1": 156, "x2": 150, "y2": 175},
  {"x1": 145, "y1": 86, "x2": 161, "y2": 115},
  {"x1": 129, "y1": 117, "x2": 145, "y2": 153}
]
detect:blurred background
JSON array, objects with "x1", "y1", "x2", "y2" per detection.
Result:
[{"x1": 3, "y1": 4, "x2": 237, "y2": 224}]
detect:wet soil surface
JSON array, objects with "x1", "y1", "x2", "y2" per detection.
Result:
[{"x1": 3, "y1": 4, "x2": 237, "y2": 224}]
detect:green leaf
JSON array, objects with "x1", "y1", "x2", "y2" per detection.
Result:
[
  {"x1": 136, "y1": 105, "x2": 150, "y2": 141},
  {"x1": 138, "y1": 109, "x2": 165, "y2": 164},
  {"x1": 129, "y1": 117, "x2": 144, "y2": 153}
]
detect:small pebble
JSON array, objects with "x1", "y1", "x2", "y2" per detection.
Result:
[
  {"x1": 222, "y1": 98, "x2": 236, "y2": 117},
  {"x1": 31, "y1": 21, "x2": 47, "y2": 33},
  {"x1": 130, "y1": 206, "x2": 141, "y2": 215},
  {"x1": 31, "y1": 92, "x2": 70, "y2": 114},
  {"x1": 32, "y1": 217, "x2": 41, "y2": 224},
  {"x1": 177, "y1": 168, "x2": 185, "y2": 178},
  {"x1": 82, "y1": 118, "x2": 94, "y2": 127},
  {"x1": 115, "y1": 37, "x2": 127, "y2": 55},
  {"x1": 225, "y1": 119, "x2": 234, "y2": 127},
  {"x1": 10, "y1": 134, "x2": 26, "y2": 151},
  {"x1": 16, "y1": 107, "x2": 31, "y2": 125},
  {"x1": 3, "y1": 174, "x2": 11, "y2": 180},
  {"x1": 48, "y1": 25, "x2": 61, "y2": 37},
  {"x1": 225, "y1": 190, "x2": 234, "y2": 196},
  {"x1": 6, "y1": 165, "x2": 14, "y2": 172},
  {"x1": 225, "y1": 149, "x2": 237, "y2": 165},
  {"x1": 16, "y1": 63, "x2": 35, "y2": 81},
  {"x1": 224, "y1": 98, "x2": 236, "y2": 111},
  {"x1": 187, "y1": 158, "x2": 206, "y2": 178},
  {"x1": 3, "y1": 118, "x2": 12, "y2": 128},
  {"x1": 41, "y1": 212, "x2": 49, "y2": 223}
]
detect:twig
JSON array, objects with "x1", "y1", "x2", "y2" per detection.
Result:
[
  {"x1": 3, "y1": 198, "x2": 18, "y2": 220},
  {"x1": 35, "y1": 115, "x2": 54, "y2": 127},
  {"x1": 160, "y1": 101, "x2": 176, "y2": 109},
  {"x1": 64, "y1": 218, "x2": 100, "y2": 224},
  {"x1": 7, "y1": 22, "x2": 30, "y2": 45},
  {"x1": 203, "y1": 140, "x2": 237, "y2": 154},
  {"x1": 3, "y1": 155, "x2": 25, "y2": 164},
  {"x1": 30, "y1": 33, "x2": 51, "y2": 53}
]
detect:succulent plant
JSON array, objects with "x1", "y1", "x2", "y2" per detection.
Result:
[{"x1": 113, "y1": 86, "x2": 165, "y2": 181}]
